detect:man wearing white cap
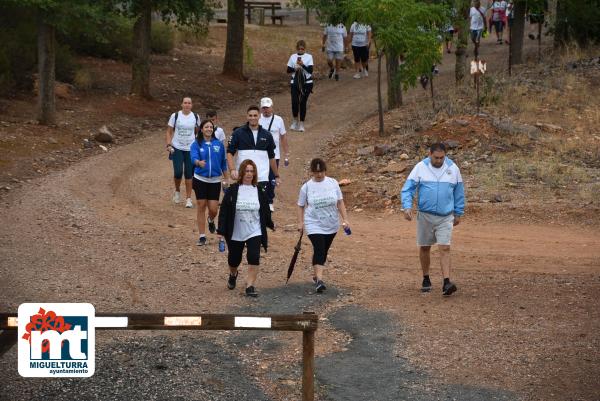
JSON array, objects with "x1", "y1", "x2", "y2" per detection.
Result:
[{"x1": 259, "y1": 97, "x2": 289, "y2": 212}]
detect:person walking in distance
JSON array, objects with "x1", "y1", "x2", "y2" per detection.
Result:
[
  {"x1": 190, "y1": 119, "x2": 229, "y2": 246},
  {"x1": 259, "y1": 97, "x2": 289, "y2": 212},
  {"x1": 166, "y1": 97, "x2": 199, "y2": 208},
  {"x1": 287, "y1": 40, "x2": 313, "y2": 132},
  {"x1": 470, "y1": 0, "x2": 488, "y2": 59},
  {"x1": 297, "y1": 158, "x2": 350, "y2": 293},
  {"x1": 206, "y1": 110, "x2": 226, "y2": 144},
  {"x1": 401, "y1": 143, "x2": 465, "y2": 296},
  {"x1": 217, "y1": 159, "x2": 274, "y2": 297},
  {"x1": 348, "y1": 21, "x2": 372, "y2": 78},
  {"x1": 491, "y1": 0, "x2": 508, "y2": 44},
  {"x1": 227, "y1": 106, "x2": 281, "y2": 193},
  {"x1": 322, "y1": 21, "x2": 347, "y2": 81}
]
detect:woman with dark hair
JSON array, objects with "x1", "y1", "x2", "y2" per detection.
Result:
[
  {"x1": 297, "y1": 158, "x2": 350, "y2": 293},
  {"x1": 190, "y1": 119, "x2": 229, "y2": 246},
  {"x1": 166, "y1": 96, "x2": 200, "y2": 208},
  {"x1": 286, "y1": 40, "x2": 314, "y2": 132},
  {"x1": 217, "y1": 159, "x2": 274, "y2": 297}
]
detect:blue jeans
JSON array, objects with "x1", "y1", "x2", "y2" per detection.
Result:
[
  {"x1": 171, "y1": 148, "x2": 193, "y2": 180},
  {"x1": 266, "y1": 159, "x2": 280, "y2": 204}
]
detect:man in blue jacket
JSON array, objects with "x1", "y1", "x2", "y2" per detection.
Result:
[{"x1": 401, "y1": 142, "x2": 465, "y2": 296}]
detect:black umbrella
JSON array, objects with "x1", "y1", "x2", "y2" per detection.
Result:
[{"x1": 286, "y1": 230, "x2": 304, "y2": 284}]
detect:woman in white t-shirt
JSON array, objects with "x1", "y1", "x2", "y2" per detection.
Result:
[
  {"x1": 297, "y1": 158, "x2": 350, "y2": 293},
  {"x1": 166, "y1": 96, "x2": 200, "y2": 208},
  {"x1": 349, "y1": 22, "x2": 372, "y2": 79},
  {"x1": 217, "y1": 159, "x2": 274, "y2": 297}
]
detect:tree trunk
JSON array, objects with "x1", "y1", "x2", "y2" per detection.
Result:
[
  {"x1": 377, "y1": 50, "x2": 384, "y2": 136},
  {"x1": 305, "y1": 7, "x2": 310, "y2": 25},
  {"x1": 131, "y1": 0, "x2": 152, "y2": 98},
  {"x1": 385, "y1": 49, "x2": 402, "y2": 109},
  {"x1": 553, "y1": 0, "x2": 567, "y2": 48},
  {"x1": 37, "y1": 18, "x2": 56, "y2": 125},
  {"x1": 223, "y1": 0, "x2": 246, "y2": 80},
  {"x1": 454, "y1": 0, "x2": 469, "y2": 84},
  {"x1": 510, "y1": 1, "x2": 526, "y2": 65}
]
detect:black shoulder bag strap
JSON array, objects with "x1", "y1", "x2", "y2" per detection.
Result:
[{"x1": 268, "y1": 115, "x2": 275, "y2": 132}]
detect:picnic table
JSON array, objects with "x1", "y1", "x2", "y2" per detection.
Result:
[{"x1": 245, "y1": 1, "x2": 288, "y2": 25}]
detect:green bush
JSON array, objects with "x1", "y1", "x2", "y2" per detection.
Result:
[
  {"x1": 61, "y1": 15, "x2": 133, "y2": 61},
  {"x1": 151, "y1": 21, "x2": 175, "y2": 54},
  {"x1": 55, "y1": 44, "x2": 78, "y2": 84}
]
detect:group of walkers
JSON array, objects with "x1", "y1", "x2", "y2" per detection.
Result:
[
  {"x1": 166, "y1": 97, "x2": 351, "y2": 298},
  {"x1": 164, "y1": 24, "x2": 468, "y2": 298},
  {"x1": 469, "y1": 0, "x2": 514, "y2": 58}
]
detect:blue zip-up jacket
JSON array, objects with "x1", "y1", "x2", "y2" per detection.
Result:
[
  {"x1": 401, "y1": 157, "x2": 465, "y2": 216},
  {"x1": 190, "y1": 137, "x2": 228, "y2": 178}
]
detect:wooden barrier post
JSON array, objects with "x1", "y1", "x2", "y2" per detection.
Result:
[{"x1": 0, "y1": 312, "x2": 318, "y2": 399}]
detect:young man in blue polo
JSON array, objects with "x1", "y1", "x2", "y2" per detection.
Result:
[{"x1": 401, "y1": 142, "x2": 465, "y2": 296}]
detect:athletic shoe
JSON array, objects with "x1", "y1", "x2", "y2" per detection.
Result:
[
  {"x1": 227, "y1": 272, "x2": 238, "y2": 290},
  {"x1": 442, "y1": 280, "x2": 457, "y2": 296},
  {"x1": 353, "y1": 72, "x2": 361, "y2": 79},
  {"x1": 185, "y1": 198, "x2": 193, "y2": 208},
  {"x1": 328, "y1": 68, "x2": 335, "y2": 79},
  {"x1": 362, "y1": 69, "x2": 369, "y2": 77},
  {"x1": 269, "y1": 204, "x2": 274, "y2": 212},
  {"x1": 421, "y1": 276, "x2": 432, "y2": 292},
  {"x1": 312, "y1": 276, "x2": 317, "y2": 284},
  {"x1": 172, "y1": 191, "x2": 181, "y2": 204},
  {"x1": 245, "y1": 286, "x2": 258, "y2": 297},
  {"x1": 196, "y1": 236, "x2": 207, "y2": 246},
  {"x1": 315, "y1": 280, "x2": 327, "y2": 293},
  {"x1": 298, "y1": 122, "x2": 305, "y2": 132},
  {"x1": 290, "y1": 119, "x2": 298, "y2": 131},
  {"x1": 207, "y1": 216, "x2": 216, "y2": 234},
  {"x1": 334, "y1": 73, "x2": 339, "y2": 81}
]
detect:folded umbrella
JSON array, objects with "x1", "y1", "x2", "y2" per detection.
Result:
[{"x1": 286, "y1": 230, "x2": 304, "y2": 284}]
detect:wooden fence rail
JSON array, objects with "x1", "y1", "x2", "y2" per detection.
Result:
[{"x1": 0, "y1": 312, "x2": 318, "y2": 401}]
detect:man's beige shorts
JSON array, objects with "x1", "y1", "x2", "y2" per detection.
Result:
[{"x1": 416, "y1": 212, "x2": 454, "y2": 246}]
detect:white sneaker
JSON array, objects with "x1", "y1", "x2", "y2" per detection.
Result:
[
  {"x1": 290, "y1": 119, "x2": 298, "y2": 131},
  {"x1": 185, "y1": 198, "x2": 193, "y2": 208},
  {"x1": 363, "y1": 69, "x2": 369, "y2": 77},
  {"x1": 269, "y1": 204, "x2": 274, "y2": 212},
  {"x1": 298, "y1": 122, "x2": 305, "y2": 132},
  {"x1": 172, "y1": 191, "x2": 181, "y2": 204},
  {"x1": 353, "y1": 72, "x2": 362, "y2": 79}
]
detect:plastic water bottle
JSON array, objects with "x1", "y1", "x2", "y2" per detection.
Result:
[
  {"x1": 218, "y1": 238, "x2": 226, "y2": 252},
  {"x1": 343, "y1": 224, "x2": 351, "y2": 236},
  {"x1": 284, "y1": 158, "x2": 289, "y2": 167}
]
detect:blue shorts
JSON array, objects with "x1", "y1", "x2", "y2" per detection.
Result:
[
  {"x1": 470, "y1": 29, "x2": 483, "y2": 43},
  {"x1": 171, "y1": 148, "x2": 193, "y2": 180}
]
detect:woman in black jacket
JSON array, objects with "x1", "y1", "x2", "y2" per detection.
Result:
[{"x1": 217, "y1": 159, "x2": 274, "y2": 297}]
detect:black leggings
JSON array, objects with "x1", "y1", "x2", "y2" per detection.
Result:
[
  {"x1": 226, "y1": 235, "x2": 261, "y2": 267},
  {"x1": 308, "y1": 233, "x2": 336, "y2": 266},
  {"x1": 291, "y1": 83, "x2": 313, "y2": 121}
]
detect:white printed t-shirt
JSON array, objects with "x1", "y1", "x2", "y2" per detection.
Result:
[
  {"x1": 469, "y1": 6, "x2": 487, "y2": 30},
  {"x1": 492, "y1": 1, "x2": 507, "y2": 21},
  {"x1": 214, "y1": 126, "x2": 226, "y2": 143},
  {"x1": 168, "y1": 111, "x2": 199, "y2": 151},
  {"x1": 287, "y1": 53, "x2": 314, "y2": 84},
  {"x1": 298, "y1": 177, "x2": 343, "y2": 235},
  {"x1": 324, "y1": 24, "x2": 347, "y2": 52},
  {"x1": 259, "y1": 114, "x2": 286, "y2": 160},
  {"x1": 232, "y1": 185, "x2": 261, "y2": 241},
  {"x1": 350, "y1": 23, "x2": 371, "y2": 47}
]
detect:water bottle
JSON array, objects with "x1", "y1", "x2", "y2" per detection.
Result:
[
  {"x1": 343, "y1": 224, "x2": 351, "y2": 236},
  {"x1": 284, "y1": 158, "x2": 289, "y2": 167},
  {"x1": 218, "y1": 238, "x2": 226, "y2": 252}
]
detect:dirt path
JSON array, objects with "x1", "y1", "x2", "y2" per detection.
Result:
[{"x1": 1, "y1": 38, "x2": 599, "y2": 401}]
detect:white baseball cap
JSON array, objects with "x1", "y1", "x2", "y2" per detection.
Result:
[{"x1": 260, "y1": 97, "x2": 273, "y2": 108}]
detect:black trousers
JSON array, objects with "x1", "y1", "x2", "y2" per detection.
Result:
[
  {"x1": 291, "y1": 83, "x2": 313, "y2": 121},
  {"x1": 226, "y1": 235, "x2": 261, "y2": 267},
  {"x1": 308, "y1": 233, "x2": 336, "y2": 266}
]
